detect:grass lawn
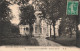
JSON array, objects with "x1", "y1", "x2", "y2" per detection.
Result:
[{"x1": 46, "y1": 35, "x2": 76, "y2": 47}]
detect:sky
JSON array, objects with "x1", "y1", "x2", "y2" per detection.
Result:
[
  {"x1": 8, "y1": 0, "x2": 33, "y2": 25},
  {"x1": 8, "y1": 4, "x2": 21, "y2": 25}
]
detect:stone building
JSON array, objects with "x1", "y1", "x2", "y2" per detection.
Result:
[
  {"x1": 33, "y1": 11, "x2": 54, "y2": 37},
  {"x1": 19, "y1": 11, "x2": 54, "y2": 37},
  {"x1": 19, "y1": 25, "x2": 30, "y2": 36}
]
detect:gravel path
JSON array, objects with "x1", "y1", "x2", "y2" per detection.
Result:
[{"x1": 36, "y1": 37, "x2": 62, "y2": 46}]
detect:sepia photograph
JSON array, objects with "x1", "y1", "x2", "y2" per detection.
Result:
[{"x1": 0, "y1": 0, "x2": 80, "y2": 51}]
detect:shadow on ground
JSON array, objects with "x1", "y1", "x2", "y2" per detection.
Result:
[
  {"x1": 46, "y1": 36, "x2": 77, "y2": 47},
  {"x1": 0, "y1": 34, "x2": 39, "y2": 46}
]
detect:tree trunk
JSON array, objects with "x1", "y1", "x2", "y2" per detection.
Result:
[
  {"x1": 50, "y1": 24, "x2": 51, "y2": 37},
  {"x1": 53, "y1": 24, "x2": 56, "y2": 39},
  {"x1": 29, "y1": 24, "x2": 33, "y2": 37},
  {"x1": 58, "y1": 25, "x2": 61, "y2": 37},
  {"x1": 47, "y1": 24, "x2": 48, "y2": 36},
  {"x1": 70, "y1": 28, "x2": 72, "y2": 38}
]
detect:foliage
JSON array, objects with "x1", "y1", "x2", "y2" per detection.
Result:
[
  {"x1": 32, "y1": 0, "x2": 65, "y2": 23},
  {"x1": 0, "y1": 0, "x2": 11, "y2": 35},
  {"x1": 0, "y1": 0, "x2": 10, "y2": 21},
  {"x1": 59, "y1": 16, "x2": 77, "y2": 36},
  {"x1": 6, "y1": 0, "x2": 29, "y2": 5},
  {"x1": 33, "y1": 0, "x2": 77, "y2": 38},
  {"x1": 20, "y1": 5, "x2": 36, "y2": 25}
]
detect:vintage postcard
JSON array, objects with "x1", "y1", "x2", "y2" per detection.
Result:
[{"x1": 0, "y1": 0, "x2": 80, "y2": 51}]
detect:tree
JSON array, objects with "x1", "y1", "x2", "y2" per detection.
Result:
[
  {"x1": 32, "y1": 0, "x2": 80, "y2": 47},
  {"x1": 33, "y1": 0, "x2": 63, "y2": 39},
  {"x1": 59, "y1": 16, "x2": 76, "y2": 37},
  {"x1": 0, "y1": 0, "x2": 11, "y2": 36},
  {"x1": 20, "y1": 5, "x2": 36, "y2": 37}
]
